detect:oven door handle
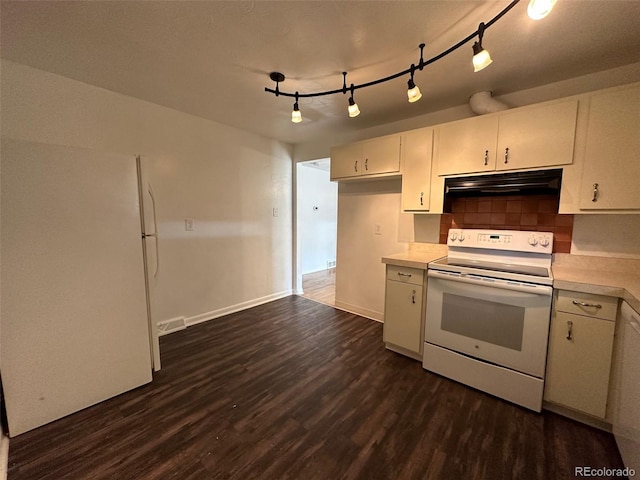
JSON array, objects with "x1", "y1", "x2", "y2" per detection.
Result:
[{"x1": 427, "y1": 270, "x2": 553, "y2": 297}]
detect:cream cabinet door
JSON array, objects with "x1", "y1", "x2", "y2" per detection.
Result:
[
  {"x1": 383, "y1": 280, "x2": 424, "y2": 354},
  {"x1": 611, "y1": 302, "x2": 640, "y2": 472},
  {"x1": 496, "y1": 100, "x2": 578, "y2": 171},
  {"x1": 361, "y1": 134, "x2": 401, "y2": 176},
  {"x1": 544, "y1": 311, "x2": 615, "y2": 418},
  {"x1": 436, "y1": 115, "x2": 498, "y2": 175},
  {"x1": 401, "y1": 128, "x2": 433, "y2": 212},
  {"x1": 330, "y1": 142, "x2": 362, "y2": 180},
  {"x1": 578, "y1": 85, "x2": 640, "y2": 210}
]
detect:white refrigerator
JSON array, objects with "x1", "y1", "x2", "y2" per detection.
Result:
[{"x1": 1, "y1": 139, "x2": 161, "y2": 436}]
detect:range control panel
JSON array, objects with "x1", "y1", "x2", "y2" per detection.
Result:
[{"x1": 447, "y1": 229, "x2": 553, "y2": 254}]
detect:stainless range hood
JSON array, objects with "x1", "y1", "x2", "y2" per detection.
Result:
[{"x1": 443, "y1": 168, "x2": 563, "y2": 211}]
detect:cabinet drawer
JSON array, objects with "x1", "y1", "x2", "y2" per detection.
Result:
[
  {"x1": 386, "y1": 265, "x2": 424, "y2": 286},
  {"x1": 555, "y1": 291, "x2": 618, "y2": 320}
]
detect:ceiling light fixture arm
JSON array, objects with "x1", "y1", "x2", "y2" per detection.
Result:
[{"x1": 264, "y1": 0, "x2": 521, "y2": 99}]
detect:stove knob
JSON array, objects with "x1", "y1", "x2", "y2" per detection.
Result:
[
  {"x1": 528, "y1": 235, "x2": 538, "y2": 246},
  {"x1": 449, "y1": 231, "x2": 458, "y2": 241},
  {"x1": 458, "y1": 233, "x2": 465, "y2": 242},
  {"x1": 540, "y1": 237, "x2": 550, "y2": 247}
]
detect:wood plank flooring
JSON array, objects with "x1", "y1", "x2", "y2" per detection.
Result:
[
  {"x1": 7, "y1": 296, "x2": 626, "y2": 480},
  {"x1": 300, "y1": 269, "x2": 335, "y2": 307}
]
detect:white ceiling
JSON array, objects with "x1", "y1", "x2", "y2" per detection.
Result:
[{"x1": 2, "y1": 1, "x2": 639, "y2": 145}]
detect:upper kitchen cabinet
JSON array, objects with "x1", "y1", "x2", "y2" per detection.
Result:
[
  {"x1": 578, "y1": 84, "x2": 640, "y2": 210},
  {"x1": 436, "y1": 115, "x2": 498, "y2": 176},
  {"x1": 436, "y1": 100, "x2": 578, "y2": 176},
  {"x1": 496, "y1": 100, "x2": 578, "y2": 171},
  {"x1": 330, "y1": 134, "x2": 401, "y2": 181},
  {"x1": 401, "y1": 128, "x2": 433, "y2": 212}
]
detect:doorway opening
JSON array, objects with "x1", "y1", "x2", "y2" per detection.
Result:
[{"x1": 295, "y1": 158, "x2": 338, "y2": 307}]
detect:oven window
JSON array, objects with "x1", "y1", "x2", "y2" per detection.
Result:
[{"x1": 441, "y1": 293, "x2": 525, "y2": 351}]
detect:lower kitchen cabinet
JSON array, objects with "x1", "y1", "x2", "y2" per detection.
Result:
[
  {"x1": 544, "y1": 290, "x2": 618, "y2": 418},
  {"x1": 383, "y1": 265, "x2": 426, "y2": 359},
  {"x1": 610, "y1": 302, "x2": 640, "y2": 472}
]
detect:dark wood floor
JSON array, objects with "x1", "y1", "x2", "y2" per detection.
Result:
[{"x1": 7, "y1": 296, "x2": 626, "y2": 480}]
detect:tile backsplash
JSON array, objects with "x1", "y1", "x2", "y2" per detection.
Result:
[{"x1": 439, "y1": 194, "x2": 573, "y2": 253}]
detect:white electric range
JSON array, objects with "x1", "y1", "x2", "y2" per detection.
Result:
[{"x1": 423, "y1": 229, "x2": 554, "y2": 412}]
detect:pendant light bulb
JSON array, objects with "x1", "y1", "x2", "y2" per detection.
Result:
[
  {"x1": 291, "y1": 92, "x2": 302, "y2": 123},
  {"x1": 348, "y1": 97, "x2": 360, "y2": 117},
  {"x1": 472, "y1": 41, "x2": 493, "y2": 72},
  {"x1": 472, "y1": 22, "x2": 492, "y2": 73},
  {"x1": 527, "y1": 0, "x2": 557, "y2": 20},
  {"x1": 407, "y1": 78, "x2": 422, "y2": 103},
  {"x1": 291, "y1": 102, "x2": 302, "y2": 123},
  {"x1": 347, "y1": 85, "x2": 360, "y2": 117}
]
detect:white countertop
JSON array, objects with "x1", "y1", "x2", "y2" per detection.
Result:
[
  {"x1": 381, "y1": 244, "x2": 448, "y2": 270},
  {"x1": 552, "y1": 254, "x2": 640, "y2": 313},
  {"x1": 382, "y1": 246, "x2": 640, "y2": 313}
]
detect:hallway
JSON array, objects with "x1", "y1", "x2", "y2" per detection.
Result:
[{"x1": 300, "y1": 268, "x2": 335, "y2": 307}]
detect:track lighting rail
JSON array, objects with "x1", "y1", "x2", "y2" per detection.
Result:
[{"x1": 265, "y1": 0, "x2": 521, "y2": 100}]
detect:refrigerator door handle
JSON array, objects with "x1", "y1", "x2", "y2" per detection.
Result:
[{"x1": 147, "y1": 184, "x2": 160, "y2": 279}]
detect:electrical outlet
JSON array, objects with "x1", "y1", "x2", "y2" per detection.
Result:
[
  {"x1": 273, "y1": 207, "x2": 279, "y2": 217},
  {"x1": 185, "y1": 218, "x2": 194, "y2": 231},
  {"x1": 374, "y1": 223, "x2": 382, "y2": 235}
]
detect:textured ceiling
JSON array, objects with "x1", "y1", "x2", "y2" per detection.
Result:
[{"x1": 1, "y1": 1, "x2": 639, "y2": 145}]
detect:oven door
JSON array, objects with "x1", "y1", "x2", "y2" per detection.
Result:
[{"x1": 425, "y1": 270, "x2": 552, "y2": 378}]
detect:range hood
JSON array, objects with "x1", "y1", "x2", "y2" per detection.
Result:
[{"x1": 444, "y1": 169, "x2": 562, "y2": 197}]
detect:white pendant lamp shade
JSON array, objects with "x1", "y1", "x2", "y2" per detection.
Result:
[
  {"x1": 472, "y1": 43, "x2": 493, "y2": 72},
  {"x1": 291, "y1": 104, "x2": 302, "y2": 123},
  {"x1": 407, "y1": 79, "x2": 422, "y2": 103},
  {"x1": 527, "y1": 0, "x2": 557, "y2": 20},
  {"x1": 291, "y1": 94, "x2": 302, "y2": 123},
  {"x1": 348, "y1": 97, "x2": 360, "y2": 117}
]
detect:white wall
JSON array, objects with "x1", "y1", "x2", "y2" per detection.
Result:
[
  {"x1": 572, "y1": 216, "x2": 640, "y2": 259},
  {"x1": 335, "y1": 179, "x2": 414, "y2": 321},
  {"x1": 1, "y1": 60, "x2": 293, "y2": 326},
  {"x1": 297, "y1": 164, "x2": 337, "y2": 275}
]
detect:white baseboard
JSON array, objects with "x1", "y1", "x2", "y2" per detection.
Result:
[
  {"x1": 334, "y1": 301, "x2": 383, "y2": 322},
  {"x1": 185, "y1": 290, "x2": 294, "y2": 327}
]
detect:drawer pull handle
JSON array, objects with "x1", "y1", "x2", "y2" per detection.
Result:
[
  {"x1": 592, "y1": 183, "x2": 599, "y2": 202},
  {"x1": 572, "y1": 300, "x2": 602, "y2": 309},
  {"x1": 504, "y1": 147, "x2": 509, "y2": 164},
  {"x1": 397, "y1": 272, "x2": 412, "y2": 278},
  {"x1": 354, "y1": 160, "x2": 358, "y2": 173},
  {"x1": 566, "y1": 320, "x2": 573, "y2": 340},
  {"x1": 420, "y1": 192, "x2": 424, "y2": 206},
  {"x1": 412, "y1": 290, "x2": 416, "y2": 304},
  {"x1": 484, "y1": 150, "x2": 489, "y2": 166}
]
